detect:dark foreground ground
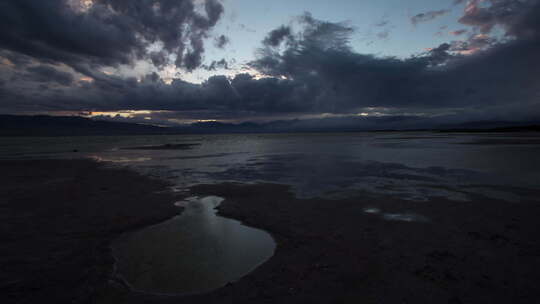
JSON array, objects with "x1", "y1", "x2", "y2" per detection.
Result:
[
  {"x1": 2, "y1": 160, "x2": 540, "y2": 304},
  {"x1": 0, "y1": 160, "x2": 181, "y2": 304}
]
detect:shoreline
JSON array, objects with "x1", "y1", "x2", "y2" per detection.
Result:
[
  {"x1": 116, "y1": 183, "x2": 540, "y2": 304},
  {"x1": 183, "y1": 183, "x2": 540, "y2": 304},
  {"x1": 1, "y1": 159, "x2": 183, "y2": 304},
  {"x1": 3, "y1": 159, "x2": 540, "y2": 303}
]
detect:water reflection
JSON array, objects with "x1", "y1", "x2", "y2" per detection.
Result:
[
  {"x1": 382, "y1": 213, "x2": 429, "y2": 222},
  {"x1": 90, "y1": 156, "x2": 151, "y2": 163},
  {"x1": 363, "y1": 207, "x2": 429, "y2": 222},
  {"x1": 112, "y1": 196, "x2": 276, "y2": 295}
]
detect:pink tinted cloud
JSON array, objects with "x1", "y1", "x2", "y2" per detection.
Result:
[{"x1": 450, "y1": 29, "x2": 468, "y2": 36}]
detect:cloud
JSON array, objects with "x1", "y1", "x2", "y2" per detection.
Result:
[
  {"x1": 1, "y1": 5, "x2": 540, "y2": 127},
  {"x1": 245, "y1": 10, "x2": 540, "y2": 118},
  {"x1": 214, "y1": 35, "x2": 230, "y2": 49},
  {"x1": 262, "y1": 26, "x2": 293, "y2": 47},
  {"x1": 0, "y1": 0, "x2": 224, "y2": 73},
  {"x1": 425, "y1": 43, "x2": 454, "y2": 65},
  {"x1": 450, "y1": 29, "x2": 468, "y2": 36},
  {"x1": 239, "y1": 24, "x2": 257, "y2": 33},
  {"x1": 450, "y1": 33, "x2": 496, "y2": 55},
  {"x1": 25, "y1": 65, "x2": 74, "y2": 86},
  {"x1": 203, "y1": 58, "x2": 229, "y2": 71},
  {"x1": 377, "y1": 30, "x2": 391, "y2": 39},
  {"x1": 374, "y1": 20, "x2": 390, "y2": 27},
  {"x1": 411, "y1": 9, "x2": 450, "y2": 25},
  {"x1": 459, "y1": 0, "x2": 539, "y2": 37}
]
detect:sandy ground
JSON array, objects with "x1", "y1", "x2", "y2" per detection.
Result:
[
  {"x1": 2, "y1": 160, "x2": 540, "y2": 304},
  {"x1": 0, "y1": 160, "x2": 181, "y2": 304}
]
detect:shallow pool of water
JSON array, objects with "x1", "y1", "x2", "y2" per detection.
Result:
[{"x1": 112, "y1": 196, "x2": 276, "y2": 295}]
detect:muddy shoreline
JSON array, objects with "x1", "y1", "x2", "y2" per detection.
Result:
[
  {"x1": 0, "y1": 159, "x2": 183, "y2": 304},
  {"x1": 3, "y1": 159, "x2": 540, "y2": 303}
]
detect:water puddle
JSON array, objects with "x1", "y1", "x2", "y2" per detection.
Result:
[
  {"x1": 91, "y1": 155, "x2": 152, "y2": 163},
  {"x1": 363, "y1": 207, "x2": 429, "y2": 222},
  {"x1": 112, "y1": 196, "x2": 276, "y2": 295},
  {"x1": 382, "y1": 213, "x2": 429, "y2": 222}
]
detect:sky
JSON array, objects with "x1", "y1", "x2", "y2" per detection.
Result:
[
  {"x1": 201, "y1": 0, "x2": 467, "y2": 77},
  {"x1": 0, "y1": 0, "x2": 539, "y2": 127}
]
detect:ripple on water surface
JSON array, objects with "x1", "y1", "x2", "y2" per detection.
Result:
[{"x1": 112, "y1": 196, "x2": 276, "y2": 295}]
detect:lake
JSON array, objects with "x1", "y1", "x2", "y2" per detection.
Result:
[{"x1": 3, "y1": 131, "x2": 540, "y2": 294}]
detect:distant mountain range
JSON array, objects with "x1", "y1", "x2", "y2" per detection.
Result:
[
  {"x1": 0, "y1": 115, "x2": 167, "y2": 136},
  {"x1": 0, "y1": 114, "x2": 539, "y2": 136}
]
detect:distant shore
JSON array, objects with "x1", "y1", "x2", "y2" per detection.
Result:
[
  {"x1": 2, "y1": 114, "x2": 540, "y2": 137},
  {"x1": 2, "y1": 159, "x2": 540, "y2": 304}
]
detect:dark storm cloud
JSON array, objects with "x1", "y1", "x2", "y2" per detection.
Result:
[
  {"x1": 244, "y1": 8, "x2": 540, "y2": 117},
  {"x1": 2, "y1": 2, "x2": 540, "y2": 125},
  {"x1": 149, "y1": 51, "x2": 169, "y2": 69},
  {"x1": 0, "y1": 0, "x2": 224, "y2": 73},
  {"x1": 61, "y1": 11, "x2": 512, "y2": 116},
  {"x1": 25, "y1": 65, "x2": 74, "y2": 86},
  {"x1": 458, "y1": 0, "x2": 539, "y2": 36},
  {"x1": 451, "y1": 33, "x2": 496, "y2": 54},
  {"x1": 262, "y1": 26, "x2": 293, "y2": 47},
  {"x1": 107, "y1": 72, "x2": 308, "y2": 114},
  {"x1": 449, "y1": 0, "x2": 540, "y2": 56},
  {"x1": 203, "y1": 58, "x2": 230, "y2": 71},
  {"x1": 250, "y1": 15, "x2": 438, "y2": 112},
  {"x1": 0, "y1": 50, "x2": 33, "y2": 67},
  {"x1": 214, "y1": 35, "x2": 230, "y2": 49},
  {"x1": 425, "y1": 43, "x2": 453, "y2": 65},
  {"x1": 411, "y1": 9, "x2": 450, "y2": 25}
]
